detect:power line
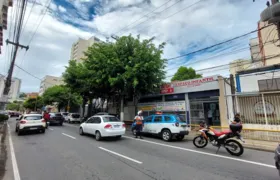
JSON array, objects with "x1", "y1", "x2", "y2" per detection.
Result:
[
  {"x1": 114, "y1": 0, "x2": 172, "y2": 35},
  {"x1": 134, "y1": 0, "x2": 203, "y2": 35},
  {"x1": 21, "y1": 0, "x2": 37, "y2": 40},
  {"x1": 165, "y1": 24, "x2": 274, "y2": 61},
  {"x1": 166, "y1": 53, "x2": 280, "y2": 78},
  {"x1": 166, "y1": 38, "x2": 277, "y2": 71}
]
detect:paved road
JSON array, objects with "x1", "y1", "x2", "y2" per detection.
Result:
[{"x1": 6, "y1": 118, "x2": 279, "y2": 180}]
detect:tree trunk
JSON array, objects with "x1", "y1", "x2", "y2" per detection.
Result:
[
  {"x1": 88, "y1": 98, "x2": 93, "y2": 117},
  {"x1": 82, "y1": 97, "x2": 87, "y2": 117},
  {"x1": 120, "y1": 96, "x2": 124, "y2": 121}
]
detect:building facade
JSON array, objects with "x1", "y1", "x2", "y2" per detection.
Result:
[
  {"x1": 39, "y1": 75, "x2": 63, "y2": 96},
  {"x1": 26, "y1": 92, "x2": 39, "y2": 99},
  {"x1": 0, "y1": 0, "x2": 13, "y2": 54},
  {"x1": 70, "y1": 36, "x2": 101, "y2": 63}
]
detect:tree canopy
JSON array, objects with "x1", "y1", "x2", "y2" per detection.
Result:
[
  {"x1": 19, "y1": 92, "x2": 26, "y2": 99},
  {"x1": 6, "y1": 101, "x2": 23, "y2": 111},
  {"x1": 171, "y1": 66, "x2": 202, "y2": 82},
  {"x1": 41, "y1": 85, "x2": 81, "y2": 111},
  {"x1": 23, "y1": 97, "x2": 43, "y2": 110},
  {"x1": 63, "y1": 35, "x2": 166, "y2": 117}
]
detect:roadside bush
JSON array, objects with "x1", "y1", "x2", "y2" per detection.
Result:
[{"x1": 0, "y1": 114, "x2": 8, "y2": 121}]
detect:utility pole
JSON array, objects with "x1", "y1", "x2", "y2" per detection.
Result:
[
  {"x1": 230, "y1": 74, "x2": 236, "y2": 114},
  {"x1": 1, "y1": 0, "x2": 29, "y2": 110}
]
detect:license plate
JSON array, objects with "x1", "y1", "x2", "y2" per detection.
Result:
[
  {"x1": 30, "y1": 127, "x2": 37, "y2": 130},
  {"x1": 114, "y1": 125, "x2": 120, "y2": 128}
]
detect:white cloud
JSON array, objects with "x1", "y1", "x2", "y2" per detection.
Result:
[
  {"x1": 58, "y1": 5, "x2": 67, "y2": 13},
  {"x1": 0, "y1": 0, "x2": 268, "y2": 93}
]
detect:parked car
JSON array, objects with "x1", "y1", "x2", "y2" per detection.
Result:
[
  {"x1": 275, "y1": 144, "x2": 280, "y2": 176},
  {"x1": 131, "y1": 113, "x2": 190, "y2": 141},
  {"x1": 94, "y1": 112, "x2": 109, "y2": 115},
  {"x1": 9, "y1": 111, "x2": 21, "y2": 117},
  {"x1": 79, "y1": 115, "x2": 126, "y2": 141},
  {"x1": 61, "y1": 112, "x2": 69, "y2": 120},
  {"x1": 49, "y1": 113, "x2": 64, "y2": 126},
  {"x1": 15, "y1": 114, "x2": 46, "y2": 135},
  {"x1": 66, "y1": 113, "x2": 81, "y2": 123}
]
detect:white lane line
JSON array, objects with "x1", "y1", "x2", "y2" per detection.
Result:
[
  {"x1": 49, "y1": 128, "x2": 54, "y2": 131},
  {"x1": 7, "y1": 124, "x2": 21, "y2": 180},
  {"x1": 99, "y1": 147, "x2": 143, "y2": 164},
  {"x1": 62, "y1": 133, "x2": 76, "y2": 139},
  {"x1": 123, "y1": 136, "x2": 275, "y2": 168}
]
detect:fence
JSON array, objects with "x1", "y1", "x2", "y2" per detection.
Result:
[{"x1": 226, "y1": 91, "x2": 280, "y2": 141}]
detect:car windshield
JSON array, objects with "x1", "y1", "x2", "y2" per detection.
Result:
[
  {"x1": 72, "y1": 114, "x2": 80, "y2": 118},
  {"x1": 24, "y1": 116, "x2": 42, "y2": 120},
  {"x1": 62, "y1": 113, "x2": 68, "y2": 116},
  {"x1": 175, "y1": 115, "x2": 186, "y2": 123},
  {"x1": 103, "y1": 116, "x2": 120, "y2": 122}
]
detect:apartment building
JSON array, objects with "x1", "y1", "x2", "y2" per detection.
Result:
[
  {"x1": 39, "y1": 75, "x2": 63, "y2": 96},
  {"x1": 0, "y1": 74, "x2": 21, "y2": 101},
  {"x1": 70, "y1": 36, "x2": 101, "y2": 63},
  {"x1": 0, "y1": 0, "x2": 13, "y2": 54}
]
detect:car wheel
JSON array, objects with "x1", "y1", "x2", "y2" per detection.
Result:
[
  {"x1": 79, "y1": 127, "x2": 84, "y2": 135},
  {"x1": 116, "y1": 135, "x2": 122, "y2": 139},
  {"x1": 17, "y1": 130, "x2": 22, "y2": 136},
  {"x1": 41, "y1": 129, "x2": 45, "y2": 133},
  {"x1": 60, "y1": 122, "x2": 63, "y2": 126},
  {"x1": 15, "y1": 126, "x2": 18, "y2": 132},
  {"x1": 95, "y1": 131, "x2": 102, "y2": 141},
  {"x1": 68, "y1": 120, "x2": 71, "y2": 123},
  {"x1": 161, "y1": 129, "x2": 172, "y2": 141}
]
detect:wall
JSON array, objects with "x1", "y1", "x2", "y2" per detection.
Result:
[{"x1": 238, "y1": 70, "x2": 280, "y2": 92}]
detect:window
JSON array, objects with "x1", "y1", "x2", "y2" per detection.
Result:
[
  {"x1": 24, "y1": 116, "x2": 42, "y2": 120},
  {"x1": 72, "y1": 114, "x2": 80, "y2": 118},
  {"x1": 103, "y1": 116, "x2": 120, "y2": 122},
  {"x1": 144, "y1": 116, "x2": 153, "y2": 123},
  {"x1": 175, "y1": 115, "x2": 186, "y2": 123},
  {"x1": 93, "y1": 117, "x2": 101, "y2": 123},
  {"x1": 164, "y1": 116, "x2": 173, "y2": 122},
  {"x1": 153, "y1": 116, "x2": 162, "y2": 123},
  {"x1": 86, "y1": 117, "x2": 94, "y2": 123}
]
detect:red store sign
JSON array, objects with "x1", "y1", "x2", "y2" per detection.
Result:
[{"x1": 160, "y1": 83, "x2": 174, "y2": 94}]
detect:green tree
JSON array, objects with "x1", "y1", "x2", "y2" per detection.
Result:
[
  {"x1": 23, "y1": 97, "x2": 43, "y2": 111},
  {"x1": 19, "y1": 92, "x2": 26, "y2": 99},
  {"x1": 171, "y1": 66, "x2": 202, "y2": 82},
  {"x1": 83, "y1": 35, "x2": 166, "y2": 117},
  {"x1": 42, "y1": 85, "x2": 81, "y2": 112},
  {"x1": 63, "y1": 61, "x2": 92, "y2": 116},
  {"x1": 6, "y1": 102, "x2": 20, "y2": 111}
]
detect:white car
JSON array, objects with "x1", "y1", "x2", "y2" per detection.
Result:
[
  {"x1": 66, "y1": 113, "x2": 81, "y2": 123},
  {"x1": 15, "y1": 114, "x2": 46, "y2": 135},
  {"x1": 79, "y1": 115, "x2": 126, "y2": 141}
]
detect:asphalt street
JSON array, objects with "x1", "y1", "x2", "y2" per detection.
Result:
[{"x1": 6, "y1": 118, "x2": 279, "y2": 180}]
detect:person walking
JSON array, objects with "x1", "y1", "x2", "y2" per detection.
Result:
[
  {"x1": 134, "y1": 110, "x2": 144, "y2": 139},
  {"x1": 43, "y1": 110, "x2": 50, "y2": 129}
]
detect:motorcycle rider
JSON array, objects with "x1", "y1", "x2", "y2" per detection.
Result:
[{"x1": 233, "y1": 113, "x2": 241, "y2": 124}]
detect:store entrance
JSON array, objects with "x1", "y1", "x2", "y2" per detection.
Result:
[{"x1": 203, "y1": 102, "x2": 220, "y2": 126}]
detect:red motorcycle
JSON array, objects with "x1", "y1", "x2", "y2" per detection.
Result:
[{"x1": 193, "y1": 123, "x2": 245, "y2": 156}]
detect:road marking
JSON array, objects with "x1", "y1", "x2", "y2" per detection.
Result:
[
  {"x1": 62, "y1": 133, "x2": 76, "y2": 139},
  {"x1": 123, "y1": 136, "x2": 275, "y2": 168},
  {"x1": 49, "y1": 128, "x2": 54, "y2": 131},
  {"x1": 7, "y1": 124, "x2": 21, "y2": 180},
  {"x1": 99, "y1": 147, "x2": 143, "y2": 164}
]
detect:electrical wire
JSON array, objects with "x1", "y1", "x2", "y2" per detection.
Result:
[
  {"x1": 165, "y1": 24, "x2": 274, "y2": 61},
  {"x1": 114, "y1": 0, "x2": 172, "y2": 35},
  {"x1": 20, "y1": 0, "x2": 37, "y2": 40}
]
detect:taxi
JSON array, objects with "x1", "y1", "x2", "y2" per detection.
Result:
[{"x1": 131, "y1": 112, "x2": 189, "y2": 141}]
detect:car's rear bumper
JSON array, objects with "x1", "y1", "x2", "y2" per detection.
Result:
[
  {"x1": 49, "y1": 120, "x2": 63, "y2": 124},
  {"x1": 19, "y1": 125, "x2": 45, "y2": 131},
  {"x1": 102, "y1": 129, "x2": 126, "y2": 137}
]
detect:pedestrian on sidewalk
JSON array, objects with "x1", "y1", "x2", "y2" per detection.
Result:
[
  {"x1": 43, "y1": 110, "x2": 50, "y2": 129},
  {"x1": 134, "y1": 110, "x2": 144, "y2": 139}
]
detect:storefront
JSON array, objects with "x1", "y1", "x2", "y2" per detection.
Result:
[{"x1": 138, "y1": 75, "x2": 231, "y2": 126}]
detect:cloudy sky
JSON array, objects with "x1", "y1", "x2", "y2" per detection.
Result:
[{"x1": 0, "y1": 0, "x2": 267, "y2": 92}]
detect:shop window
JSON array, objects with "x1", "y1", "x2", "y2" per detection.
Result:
[{"x1": 153, "y1": 116, "x2": 162, "y2": 123}]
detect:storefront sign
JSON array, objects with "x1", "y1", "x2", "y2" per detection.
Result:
[
  {"x1": 160, "y1": 83, "x2": 174, "y2": 94},
  {"x1": 254, "y1": 101, "x2": 275, "y2": 115},
  {"x1": 138, "y1": 103, "x2": 157, "y2": 111},
  {"x1": 156, "y1": 101, "x2": 186, "y2": 111},
  {"x1": 160, "y1": 76, "x2": 219, "y2": 94},
  {"x1": 138, "y1": 101, "x2": 186, "y2": 112}
]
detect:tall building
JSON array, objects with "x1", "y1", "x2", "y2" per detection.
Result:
[
  {"x1": 0, "y1": 74, "x2": 21, "y2": 101},
  {"x1": 70, "y1": 36, "x2": 101, "y2": 63},
  {"x1": 229, "y1": 59, "x2": 253, "y2": 75},
  {"x1": 39, "y1": 75, "x2": 63, "y2": 96}
]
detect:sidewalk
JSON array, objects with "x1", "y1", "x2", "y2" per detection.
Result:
[{"x1": 186, "y1": 131, "x2": 278, "y2": 152}]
